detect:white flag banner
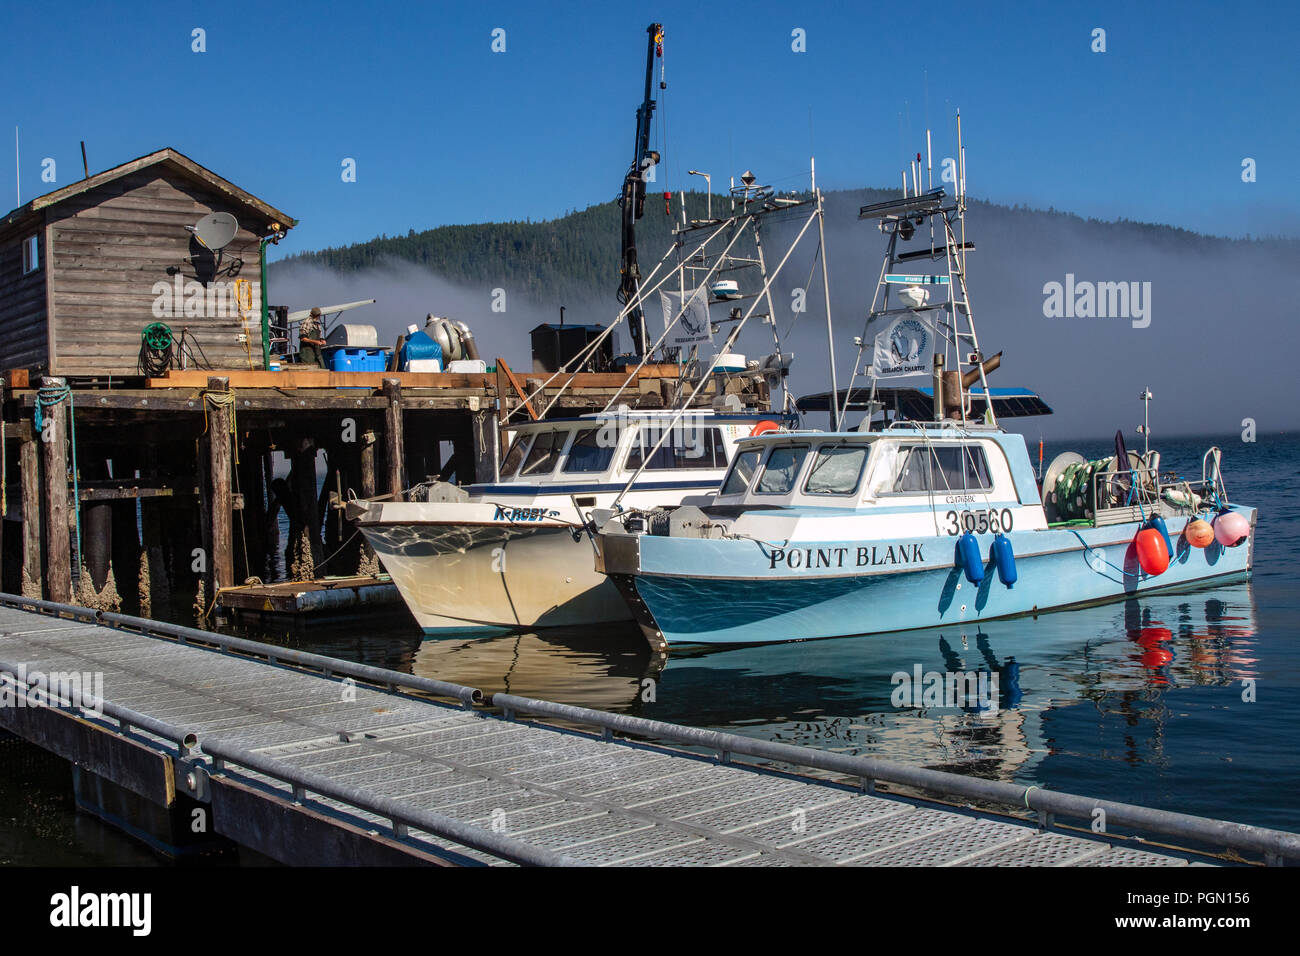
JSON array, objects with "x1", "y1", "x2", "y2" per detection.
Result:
[
  {"x1": 870, "y1": 310, "x2": 941, "y2": 379},
  {"x1": 659, "y1": 287, "x2": 713, "y2": 348}
]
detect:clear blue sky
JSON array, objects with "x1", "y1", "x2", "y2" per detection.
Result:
[{"x1": 3, "y1": 0, "x2": 1296, "y2": 259}]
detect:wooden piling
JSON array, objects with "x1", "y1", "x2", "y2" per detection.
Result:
[
  {"x1": 111, "y1": 499, "x2": 141, "y2": 615},
  {"x1": 383, "y1": 378, "x2": 405, "y2": 497},
  {"x1": 19, "y1": 439, "x2": 42, "y2": 598},
  {"x1": 39, "y1": 377, "x2": 71, "y2": 603},
  {"x1": 360, "y1": 429, "x2": 377, "y2": 498},
  {"x1": 83, "y1": 500, "x2": 112, "y2": 592},
  {"x1": 236, "y1": 447, "x2": 267, "y2": 583},
  {"x1": 286, "y1": 438, "x2": 323, "y2": 578},
  {"x1": 139, "y1": 497, "x2": 170, "y2": 617},
  {"x1": 205, "y1": 377, "x2": 234, "y2": 591}
]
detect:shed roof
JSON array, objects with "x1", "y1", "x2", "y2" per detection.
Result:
[{"x1": 0, "y1": 147, "x2": 297, "y2": 238}]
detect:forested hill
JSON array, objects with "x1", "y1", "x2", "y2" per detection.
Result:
[
  {"x1": 275, "y1": 187, "x2": 1292, "y2": 309},
  {"x1": 272, "y1": 187, "x2": 1299, "y2": 439},
  {"x1": 275, "y1": 189, "x2": 831, "y2": 306}
]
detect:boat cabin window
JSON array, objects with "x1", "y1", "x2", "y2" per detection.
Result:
[
  {"x1": 755, "y1": 445, "x2": 810, "y2": 495},
  {"x1": 499, "y1": 435, "x2": 532, "y2": 478},
  {"x1": 804, "y1": 444, "x2": 869, "y2": 496},
  {"x1": 890, "y1": 443, "x2": 992, "y2": 494},
  {"x1": 720, "y1": 448, "x2": 763, "y2": 495},
  {"x1": 562, "y1": 428, "x2": 616, "y2": 474},
  {"x1": 625, "y1": 425, "x2": 727, "y2": 471},
  {"x1": 518, "y1": 430, "x2": 566, "y2": 477}
]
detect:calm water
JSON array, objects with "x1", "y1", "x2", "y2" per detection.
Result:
[{"x1": 3, "y1": 432, "x2": 1297, "y2": 863}]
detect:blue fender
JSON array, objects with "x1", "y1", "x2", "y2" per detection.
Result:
[
  {"x1": 991, "y1": 534, "x2": 1017, "y2": 588},
  {"x1": 1147, "y1": 514, "x2": 1175, "y2": 560},
  {"x1": 957, "y1": 532, "x2": 985, "y2": 585}
]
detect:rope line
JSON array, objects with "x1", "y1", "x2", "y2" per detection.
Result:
[{"x1": 34, "y1": 382, "x2": 81, "y2": 565}]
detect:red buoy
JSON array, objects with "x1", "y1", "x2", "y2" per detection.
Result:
[
  {"x1": 750, "y1": 419, "x2": 781, "y2": 437},
  {"x1": 1135, "y1": 527, "x2": 1170, "y2": 575}
]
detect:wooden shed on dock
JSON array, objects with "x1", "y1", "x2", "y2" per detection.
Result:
[{"x1": 0, "y1": 148, "x2": 296, "y2": 378}]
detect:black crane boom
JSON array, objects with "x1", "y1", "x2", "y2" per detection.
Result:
[{"x1": 617, "y1": 23, "x2": 664, "y2": 357}]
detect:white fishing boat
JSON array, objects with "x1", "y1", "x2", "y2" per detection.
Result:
[
  {"x1": 346, "y1": 23, "x2": 838, "y2": 635},
  {"x1": 348, "y1": 409, "x2": 791, "y2": 633},
  {"x1": 594, "y1": 120, "x2": 1257, "y2": 650}
]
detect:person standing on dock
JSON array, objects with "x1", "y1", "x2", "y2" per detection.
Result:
[{"x1": 298, "y1": 307, "x2": 326, "y2": 367}]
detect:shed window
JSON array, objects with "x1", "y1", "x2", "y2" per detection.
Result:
[{"x1": 21, "y1": 235, "x2": 39, "y2": 275}]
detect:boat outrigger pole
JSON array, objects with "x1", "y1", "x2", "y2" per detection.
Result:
[{"x1": 617, "y1": 22, "x2": 665, "y2": 358}]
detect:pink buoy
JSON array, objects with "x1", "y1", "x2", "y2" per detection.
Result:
[{"x1": 1213, "y1": 511, "x2": 1250, "y2": 547}]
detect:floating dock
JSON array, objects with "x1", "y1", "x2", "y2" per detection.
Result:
[
  {"x1": 215, "y1": 574, "x2": 399, "y2": 614},
  {"x1": 2, "y1": 594, "x2": 1296, "y2": 866}
]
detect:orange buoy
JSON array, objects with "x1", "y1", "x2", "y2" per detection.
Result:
[
  {"x1": 1184, "y1": 518, "x2": 1214, "y2": 548},
  {"x1": 1135, "y1": 527, "x2": 1170, "y2": 575},
  {"x1": 750, "y1": 419, "x2": 781, "y2": 437}
]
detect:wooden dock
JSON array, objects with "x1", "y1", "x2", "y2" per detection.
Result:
[
  {"x1": 2, "y1": 594, "x2": 1297, "y2": 867},
  {"x1": 1, "y1": 363, "x2": 765, "y2": 620}
]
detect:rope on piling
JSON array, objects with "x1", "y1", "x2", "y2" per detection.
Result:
[{"x1": 34, "y1": 382, "x2": 82, "y2": 565}]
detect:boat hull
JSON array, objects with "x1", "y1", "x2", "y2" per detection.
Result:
[
  {"x1": 601, "y1": 507, "x2": 1257, "y2": 646},
  {"x1": 358, "y1": 512, "x2": 627, "y2": 633}
]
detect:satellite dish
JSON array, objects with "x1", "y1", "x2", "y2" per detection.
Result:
[{"x1": 188, "y1": 212, "x2": 239, "y2": 251}]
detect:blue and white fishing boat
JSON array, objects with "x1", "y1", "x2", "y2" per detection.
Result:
[
  {"x1": 595, "y1": 422, "x2": 1254, "y2": 649},
  {"x1": 594, "y1": 125, "x2": 1256, "y2": 650}
]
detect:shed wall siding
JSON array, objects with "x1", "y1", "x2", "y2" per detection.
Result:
[
  {"x1": 0, "y1": 222, "x2": 51, "y2": 371},
  {"x1": 46, "y1": 169, "x2": 268, "y2": 376}
]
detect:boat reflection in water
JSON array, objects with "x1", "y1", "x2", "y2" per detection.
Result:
[{"x1": 411, "y1": 579, "x2": 1258, "y2": 781}]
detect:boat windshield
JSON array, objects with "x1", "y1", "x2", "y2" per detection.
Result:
[
  {"x1": 563, "y1": 428, "x2": 616, "y2": 474},
  {"x1": 720, "y1": 448, "x2": 763, "y2": 495},
  {"x1": 500, "y1": 435, "x2": 532, "y2": 478},
  {"x1": 804, "y1": 444, "x2": 869, "y2": 496},
  {"x1": 891, "y1": 444, "x2": 992, "y2": 494},
  {"x1": 518, "y1": 430, "x2": 567, "y2": 478},
  {"x1": 755, "y1": 445, "x2": 810, "y2": 495},
  {"x1": 626, "y1": 425, "x2": 727, "y2": 470}
]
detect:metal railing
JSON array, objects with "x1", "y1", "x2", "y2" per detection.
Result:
[
  {"x1": 0, "y1": 599, "x2": 571, "y2": 867},
  {"x1": 0, "y1": 594, "x2": 481, "y2": 708},
  {"x1": 1089, "y1": 465, "x2": 1213, "y2": 524},
  {"x1": 491, "y1": 691, "x2": 1300, "y2": 865},
  {"x1": 4, "y1": 593, "x2": 1296, "y2": 865}
]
